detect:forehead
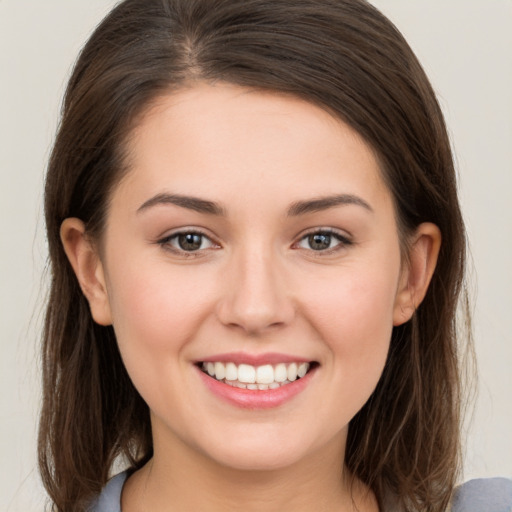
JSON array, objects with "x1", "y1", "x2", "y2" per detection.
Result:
[{"x1": 114, "y1": 82, "x2": 390, "y2": 214}]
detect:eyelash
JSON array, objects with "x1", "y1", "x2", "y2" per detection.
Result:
[
  {"x1": 157, "y1": 228, "x2": 352, "y2": 256},
  {"x1": 157, "y1": 229, "x2": 219, "y2": 257},
  {"x1": 294, "y1": 228, "x2": 352, "y2": 254}
]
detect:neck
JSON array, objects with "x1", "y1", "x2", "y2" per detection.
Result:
[{"x1": 122, "y1": 430, "x2": 377, "y2": 512}]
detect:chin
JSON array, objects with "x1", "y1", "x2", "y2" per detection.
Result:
[
  {"x1": 191, "y1": 424, "x2": 340, "y2": 473},
  {"x1": 206, "y1": 444, "x2": 309, "y2": 473}
]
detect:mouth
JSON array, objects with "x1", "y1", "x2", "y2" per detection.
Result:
[{"x1": 198, "y1": 361, "x2": 318, "y2": 390}]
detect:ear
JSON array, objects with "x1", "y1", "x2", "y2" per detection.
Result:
[
  {"x1": 393, "y1": 222, "x2": 441, "y2": 326},
  {"x1": 60, "y1": 218, "x2": 112, "y2": 326}
]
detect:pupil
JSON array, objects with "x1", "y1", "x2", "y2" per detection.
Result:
[
  {"x1": 309, "y1": 233, "x2": 331, "y2": 250},
  {"x1": 178, "y1": 233, "x2": 202, "y2": 251}
]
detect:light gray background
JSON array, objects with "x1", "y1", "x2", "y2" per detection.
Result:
[{"x1": 1, "y1": 1, "x2": 511, "y2": 510}]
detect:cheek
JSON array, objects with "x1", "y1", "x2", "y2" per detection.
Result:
[
  {"x1": 103, "y1": 255, "x2": 216, "y2": 394},
  {"x1": 301, "y1": 260, "x2": 400, "y2": 393},
  {"x1": 305, "y1": 266, "x2": 398, "y2": 344},
  {"x1": 107, "y1": 258, "x2": 206, "y2": 346},
  {"x1": 103, "y1": 257, "x2": 220, "y2": 415}
]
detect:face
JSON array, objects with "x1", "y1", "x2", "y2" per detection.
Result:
[{"x1": 89, "y1": 83, "x2": 413, "y2": 471}]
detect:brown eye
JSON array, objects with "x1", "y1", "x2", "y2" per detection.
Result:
[
  {"x1": 296, "y1": 230, "x2": 351, "y2": 252},
  {"x1": 308, "y1": 233, "x2": 333, "y2": 251},
  {"x1": 159, "y1": 231, "x2": 216, "y2": 253},
  {"x1": 177, "y1": 233, "x2": 204, "y2": 251}
]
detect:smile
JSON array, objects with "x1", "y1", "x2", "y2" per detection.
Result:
[{"x1": 200, "y1": 361, "x2": 313, "y2": 390}]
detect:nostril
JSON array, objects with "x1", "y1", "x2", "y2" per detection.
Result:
[{"x1": 214, "y1": 269, "x2": 295, "y2": 333}]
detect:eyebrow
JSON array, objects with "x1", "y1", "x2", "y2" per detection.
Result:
[
  {"x1": 137, "y1": 192, "x2": 372, "y2": 217},
  {"x1": 287, "y1": 194, "x2": 373, "y2": 216},
  {"x1": 137, "y1": 193, "x2": 226, "y2": 216}
]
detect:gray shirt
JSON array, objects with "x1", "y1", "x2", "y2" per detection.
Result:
[{"x1": 88, "y1": 471, "x2": 512, "y2": 511}]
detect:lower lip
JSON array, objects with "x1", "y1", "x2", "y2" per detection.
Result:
[{"x1": 196, "y1": 366, "x2": 316, "y2": 409}]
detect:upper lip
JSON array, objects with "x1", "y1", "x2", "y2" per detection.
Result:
[{"x1": 196, "y1": 352, "x2": 315, "y2": 366}]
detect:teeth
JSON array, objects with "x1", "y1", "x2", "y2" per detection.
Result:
[
  {"x1": 214, "y1": 362, "x2": 225, "y2": 380},
  {"x1": 274, "y1": 363, "x2": 288, "y2": 382},
  {"x1": 201, "y1": 361, "x2": 311, "y2": 388},
  {"x1": 225, "y1": 362, "x2": 237, "y2": 381},
  {"x1": 256, "y1": 364, "x2": 274, "y2": 384},
  {"x1": 287, "y1": 362, "x2": 298, "y2": 382},
  {"x1": 238, "y1": 364, "x2": 256, "y2": 384},
  {"x1": 297, "y1": 362, "x2": 308, "y2": 378}
]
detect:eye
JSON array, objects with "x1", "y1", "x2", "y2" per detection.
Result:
[
  {"x1": 296, "y1": 230, "x2": 351, "y2": 252},
  {"x1": 159, "y1": 230, "x2": 217, "y2": 253}
]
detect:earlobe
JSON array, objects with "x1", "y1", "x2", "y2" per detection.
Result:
[
  {"x1": 393, "y1": 222, "x2": 441, "y2": 326},
  {"x1": 60, "y1": 218, "x2": 112, "y2": 326}
]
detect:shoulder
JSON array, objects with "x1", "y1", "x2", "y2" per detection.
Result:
[
  {"x1": 451, "y1": 477, "x2": 512, "y2": 512},
  {"x1": 87, "y1": 471, "x2": 128, "y2": 512}
]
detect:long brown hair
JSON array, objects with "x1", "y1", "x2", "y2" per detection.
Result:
[{"x1": 40, "y1": 1, "x2": 470, "y2": 510}]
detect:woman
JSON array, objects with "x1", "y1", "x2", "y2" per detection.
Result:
[{"x1": 38, "y1": 0, "x2": 512, "y2": 511}]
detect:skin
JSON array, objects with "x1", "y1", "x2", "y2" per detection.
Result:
[{"x1": 61, "y1": 83, "x2": 441, "y2": 511}]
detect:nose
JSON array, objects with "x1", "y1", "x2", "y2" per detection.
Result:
[{"x1": 215, "y1": 246, "x2": 295, "y2": 335}]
